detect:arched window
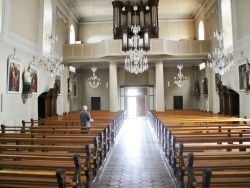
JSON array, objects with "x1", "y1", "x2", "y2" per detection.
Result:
[
  {"x1": 198, "y1": 20, "x2": 204, "y2": 40},
  {"x1": 69, "y1": 24, "x2": 75, "y2": 44},
  {"x1": 221, "y1": 0, "x2": 233, "y2": 51},
  {"x1": 0, "y1": 0, "x2": 3, "y2": 34},
  {"x1": 43, "y1": 0, "x2": 52, "y2": 53}
]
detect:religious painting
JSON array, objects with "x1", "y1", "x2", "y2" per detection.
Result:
[
  {"x1": 30, "y1": 67, "x2": 38, "y2": 94},
  {"x1": 55, "y1": 75, "x2": 61, "y2": 95},
  {"x1": 239, "y1": 63, "x2": 247, "y2": 91},
  {"x1": 215, "y1": 73, "x2": 220, "y2": 93},
  {"x1": 201, "y1": 77, "x2": 208, "y2": 94},
  {"x1": 0, "y1": 94, "x2": 2, "y2": 112},
  {"x1": 68, "y1": 78, "x2": 72, "y2": 96},
  {"x1": 73, "y1": 80, "x2": 77, "y2": 96},
  {"x1": 7, "y1": 55, "x2": 21, "y2": 93}
]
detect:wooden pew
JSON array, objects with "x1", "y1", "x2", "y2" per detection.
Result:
[
  {"x1": 163, "y1": 126, "x2": 250, "y2": 165},
  {"x1": 0, "y1": 132, "x2": 102, "y2": 175},
  {"x1": 186, "y1": 153, "x2": 250, "y2": 188},
  {"x1": 0, "y1": 110, "x2": 124, "y2": 187},
  {"x1": 0, "y1": 145, "x2": 92, "y2": 188},
  {"x1": 29, "y1": 110, "x2": 125, "y2": 142},
  {"x1": 1, "y1": 123, "x2": 111, "y2": 161},
  {"x1": 147, "y1": 110, "x2": 250, "y2": 188}
]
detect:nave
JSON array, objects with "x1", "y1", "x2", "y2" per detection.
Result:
[{"x1": 95, "y1": 118, "x2": 176, "y2": 188}]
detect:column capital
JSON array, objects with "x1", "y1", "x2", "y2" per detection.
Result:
[
  {"x1": 193, "y1": 66, "x2": 199, "y2": 70},
  {"x1": 109, "y1": 61, "x2": 117, "y2": 66},
  {"x1": 76, "y1": 69, "x2": 82, "y2": 73},
  {"x1": 63, "y1": 62, "x2": 71, "y2": 67},
  {"x1": 155, "y1": 60, "x2": 163, "y2": 65}
]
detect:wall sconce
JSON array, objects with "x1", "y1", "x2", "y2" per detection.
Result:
[{"x1": 22, "y1": 93, "x2": 32, "y2": 104}]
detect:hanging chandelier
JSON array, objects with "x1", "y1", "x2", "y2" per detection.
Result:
[
  {"x1": 124, "y1": 4, "x2": 148, "y2": 74},
  {"x1": 124, "y1": 47, "x2": 148, "y2": 74},
  {"x1": 207, "y1": 30, "x2": 234, "y2": 75},
  {"x1": 88, "y1": 66, "x2": 101, "y2": 88},
  {"x1": 174, "y1": 64, "x2": 187, "y2": 87},
  {"x1": 31, "y1": 34, "x2": 64, "y2": 77}
]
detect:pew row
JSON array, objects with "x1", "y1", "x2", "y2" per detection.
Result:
[
  {"x1": 0, "y1": 145, "x2": 92, "y2": 188},
  {"x1": 147, "y1": 110, "x2": 250, "y2": 188}
]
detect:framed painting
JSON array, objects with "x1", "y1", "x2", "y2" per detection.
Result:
[
  {"x1": 73, "y1": 80, "x2": 77, "y2": 96},
  {"x1": 68, "y1": 78, "x2": 72, "y2": 96},
  {"x1": 201, "y1": 77, "x2": 208, "y2": 94},
  {"x1": 239, "y1": 63, "x2": 246, "y2": 91},
  {"x1": 7, "y1": 54, "x2": 21, "y2": 93},
  {"x1": 215, "y1": 73, "x2": 220, "y2": 93},
  {"x1": 55, "y1": 75, "x2": 61, "y2": 95},
  {"x1": 30, "y1": 67, "x2": 38, "y2": 94}
]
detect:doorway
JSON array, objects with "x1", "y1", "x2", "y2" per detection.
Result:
[
  {"x1": 91, "y1": 97, "x2": 101, "y2": 110},
  {"x1": 125, "y1": 87, "x2": 147, "y2": 118},
  {"x1": 174, "y1": 96, "x2": 183, "y2": 109},
  {"x1": 136, "y1": 96, "x2": 146, "y2": 117},
  {"x1": 126, "y1": 96, "x2": 147, "y2": 118},
  {"x1": 127, "y1": 97, "x2": 136, "y2": 118}
]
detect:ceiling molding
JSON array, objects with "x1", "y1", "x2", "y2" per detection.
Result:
[
  {"x1": 57, "y1": 10, "x2": 68, "y2": 25},
  {"x1": 59, "y1": 0, "x2": 79, "y2": 24},
  {"x1": 194, "y1": 0, "x2": 217, "y2": 20}
]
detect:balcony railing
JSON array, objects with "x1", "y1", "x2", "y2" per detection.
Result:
[{"x1": 63, "y1": 39, "x2": 211, "y2": 62}]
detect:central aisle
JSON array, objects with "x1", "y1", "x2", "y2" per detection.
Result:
[{"x1": 95, "y1": 117, "x2": 176, "y2": 188}]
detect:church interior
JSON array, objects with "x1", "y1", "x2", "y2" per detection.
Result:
[{"x1": 1, "y1": 0, "x2": 250, "y2": 187}]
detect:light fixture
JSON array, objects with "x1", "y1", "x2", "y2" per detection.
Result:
[
  {"x1": 174, "y1": 64, "x2": 187, "y2": 87},
  {"x1": 88, "y1": 66, "x2": 101, "y2": 88},
  {"x1": 30, "y1": 34, "x2": 64, "y2": 77},
  {"x1": 124, "y1": 47, "x2": 148, "y2": 74},
  {"x1": 207, "y1": 30, "x2": 235, "y2": 75},
  {"x1": 124, "y1": 1, "x2": 148, "y2": 74},
  {"x1": 173, "y1": 0, "x2": 187, "y2": 88},
  {"x1": 238, "y1": 51, "x2": 248, "y2": 64}
]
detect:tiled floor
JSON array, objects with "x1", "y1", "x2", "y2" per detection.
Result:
[{"x1": 95, "y1": 117, "x2": 176, "y2": 188}]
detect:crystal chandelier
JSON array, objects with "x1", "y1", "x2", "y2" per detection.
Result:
[
  {"x1": 174, "y1": 64, "x2": 187, "y2": 87},
  {"x1": 207, "y1": 30, "x2": 234, "y2": 75},
  {"x1": 31, "y1": 34, "x2": 64, "y2": 77},
  {"x1": 124, "y1": 6, "x2": 148, "y2": 74},
  {"x1": 88, "y1": 66, "x2": 101, "y2": 88}
]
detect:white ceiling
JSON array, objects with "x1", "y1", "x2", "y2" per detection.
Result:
[
  {"x1": 62, "y1": 0, "x2": 206, "y2": 22},
  {"x1": 62, "y1": 0, "x2": 207, "y2": 69}
]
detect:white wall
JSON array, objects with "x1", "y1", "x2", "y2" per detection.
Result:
[
  {"x1": 164, "y1": 67, "x2": 194, "y2": 110},
  {"x1": 80, "y1": 69, "x2": 109, "y2": 111},
  {"x1": 78, "y1": 19, "x2": 196, "y2": 44},
  {"x1": 0, "y1": 0, "x2": 78, "y2": 125},
  {"x1": 193, "y1": 0, "x2": 250, "y2": 118}
]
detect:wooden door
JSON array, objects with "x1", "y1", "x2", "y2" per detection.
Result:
[
  {"x1": 91, "y1": 97, "x2": 101, "y2": 110},
  {"x1": 174, "y1": 96, "x2": 183, "y2": 109},
  {"x1": 136, "y1": 96, "x2": 146, "y2": 116}
]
